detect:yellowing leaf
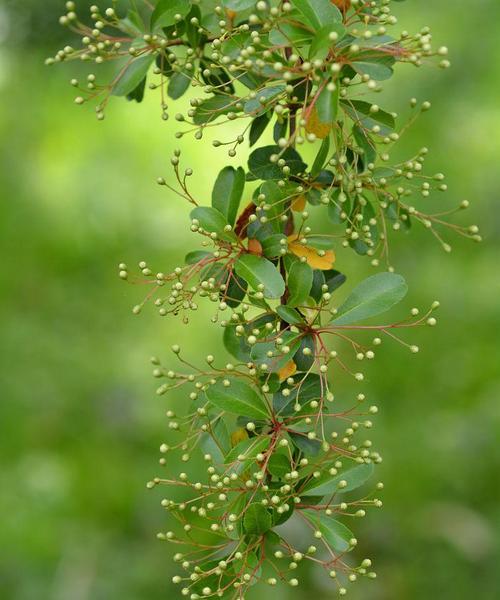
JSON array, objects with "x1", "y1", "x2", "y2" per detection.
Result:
[
  {"x1": 278, "y1": 360, "x2": 297, "y2": 382},
  {"x1": 305, "y1": 106, "x2": 332, "y2": 139},
  {"x1": 291, "y1": 194, "x2": 307, "y2": 212},
  {"x1": 231, "y1": 428, "x2": 248, "y2": 447},
  {"x1": 288, "y1": 236, "x2": 336, "y2": 270}
]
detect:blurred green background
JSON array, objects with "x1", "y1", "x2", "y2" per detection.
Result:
[{"x1": 1, "y1": 1, "x2": 499, "y2": 598}]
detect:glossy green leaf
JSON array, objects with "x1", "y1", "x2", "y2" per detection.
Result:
[
  {"x1": 205, "y1": 378, "x2": 270, "y2": 420},
  {"x1": 261, "y1": 234, "x2": 287, "y2": 259},
  {"x1": 274, "y1": 374, "x2": 322, "y2": 415},
  {"x1": 341, "y1": 99, "x2": 395, "y2": 134},
  {"x1": 112, "y1": 55, "x2": 154, "y2": 97},
  {"x1": 289, "y1": 431, "x2": 321, "y2": 455},
  {"x1": 224, "y1": 272, "x2": 248, "y2": 308},
  {"x1": 309, "y1": 24, "x2": 346, "y2": 61},
  {"x1": 250, "y1": 331, "x2": 302, "y2": 372},
  {"x1": 167, "y1": 71, "x2": 191, "y2": 100},
  {"x1": 248, "y1": 145, "x2": 306, "y2": 180},
  {"x1": 275, "y1": 305, "x2": 305, "y2": 326},
  {"x1": 353, "y1": 60, "x2": 394, "y2": 81},
  {"x1": 185, "y1": 250, "x2": 211, "y2": 264},
  {"x1": 190, "y1": 206, "x2": 235, "y2": 242},
  {"x1": 293, "y1": 0, "x2": 342, "y2": 31},
  {"x1": 267, "y1": 453, "x2": 290, "y2": 478},
  {"x1": 293, "y1": 335, "x2": 315, "y2": 371},
  {"x1": 222, "y1": 0, "x2": 256, "y2": 10},
  {"x1": 193, "y1": 95, "x2": 238, "y2": 124},
  {"x1": 200, "y1": 418, "x2": 230, "y2": 463},
  {"x1": 331, "y1": 272, "x2": 408, "y2": 325},
  {"x1": 303, "y1": 511, "x2": 354, "y2": 553},
  {"x1": 224, "y1": 436, "x2": 270, "y2": 465},
  {"x1": 151, "y1": 0, "x2": 191, "y2": 29},
  {"x1": 212, "y1": 166, "x2": 245, "y2": 226},
  {"x1": 287, "y1": 261, "x2": 313, "y2": 308},
  {"x1": 234, "y1": 254, "x2": 285, "y2": 299},
  {"x1": 302, "y1": 463, "x2": 374, "y2": 496},
  {"x1": 311, "y1": 137, "x2": 331, "y2": 177},
  {"x1": 269, "y1": 23, "x2": 313, "y2": 47},
  {"x1": 249, "y1": 112, "x2": 272, "y2": 147},
  {"x1": 244, "y1": 85, "x2": 285, "y2": 115},
  {"x1": 243, "y1": 503, "x2": 273, "y2": 535},
  {"x1": 316, "y1": 82, "x2": 339, "y2": 125}
]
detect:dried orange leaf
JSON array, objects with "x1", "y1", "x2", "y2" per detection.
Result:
[
  {"x1": 305, "y1": 106, "x2": 332, "y2": 140},
  {"x1": 291, "y1": 194, "x2": 307, "y2": 212},
  {"x1": 248, "y1": 238, "x2": 263, "y2": 255},
  {"x1": 231, "y1": 428, "x2": 249, "y2": 447},
  {"x1": 278, "y1": 360, "x2": 297, "y2": 382},
  {"x1": 288, "y1": 236, "x2": 336, "y2": 270}
]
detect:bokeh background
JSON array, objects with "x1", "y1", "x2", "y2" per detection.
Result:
[{"x1": 1, "y1": 1, "x2": 499, "y2": 598}]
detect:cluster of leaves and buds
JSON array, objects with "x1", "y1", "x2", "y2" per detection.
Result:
[{"x1": 52, "y1": 0, "x2": 479, "y2": 598}]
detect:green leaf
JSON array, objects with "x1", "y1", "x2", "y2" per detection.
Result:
[
  {"x1": 267, "y1": 453, "x2": 290, "y2": 478},
  {"x1": 287, "y1": 261, "x2": 313, "y2": 308},
  {"x1": 341, "y1": 99, "x2": 395, "y2": 134},
  {"x1": 126, "y1": 76, "x2": 147, "y2": 103},
  {"x1": 205, "y1": 378, "x2": 270, "y2": 420},
  {"x1": 190, "y1": 206, "x2": 235, "y2": 242},
  {"x1": 200, "y1": 418, "x2": 230, "y2": 463},
  {"x1": 224, "y1": 436, "x2": 270, "y2": 465},
  {"x1": 293, "y1": 0, "x2": 342, "y2": 31},
  {"x1": 222, "y1": 0, "x2": 256, "y2": 10},
  {"x1": 316, "y1": 82, "x2": 339, "y2": 125},
  {"x1": 353, "y1": 60, "x2": 394, "y2": 81},
  {"x1": 193, "y1": 95, "x2": 238, "y2": 125},
  {"x1": 275, "y1": 305, "x2": 305, "y2": 326},
  {"x1": 248, "y1": 145, "x2": 306, "y2": 180},
  {"x1": 293, "y1": 334, "x2": 315, "y2": 371},
  {"x1": 212, "y1": 166, "x2": 245, "y2": 226},
  {"x1": 249, "y1": 112, "x2": 271, "y2": 147},
  {"x1": 223, "y1": 314, "x2": 275, "y2": 361},
  {"x1": 289, "y1": 431, "x2": 321, "y2": 456},
  {"x1": 324, "y1": 269, "x2": 347, "y2": 293},
  {"x1": 112, "y1": 55, "x2": 154, "y2": 97},
  {"x1": 303, "y1": 511, "x2": 354, "y2": 553},
  {"x1": 151, "y1": 0, "x2": 191, "y2": 29},
  {"x1": 224, "y1": 272, "x2": 248, "y2": 308},
  {"x1": 234, "y1": 254, "x2": 285, "y2": 299},
  {"x1": 311, "y1": 137, "x2": 330, "y2": 177},
  {"x1": 331, "y1": 272, "x2": 408, "y2": 325},
  {"x1": 185, "y1": 250, "x2": 211, "y2": 264},
  {"x1": 243, "y1": 503, "x2": 273, "y2": 535},
  {"x1": 261, "y1": 234, "x2": 287, "y2": 259},
  {"x1": 309, "y1": 24, "x2": 346, "y2": 60},
  {"x1": 244, "y1": 85, "x2": 285, "y2": 115},
  {"x1": 302, "y1": 463, "x2": 374, "y2": 496},
  {"x1": 269, "y1": 23, "x2": 313, "y2": 47},
  {"x1": 274, "y1": 374, "x2": 322, "y2": 415},
  {"x1": 167, "y1": 71, "x2": 191, "y2": 100},
  {"x1": 250, "y1": 331, "x2": 302, "y2": 372},
  {"x1": 353, "y1": 124, "x2": 376, "y2": 166}
]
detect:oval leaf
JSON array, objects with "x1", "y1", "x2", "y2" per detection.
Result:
[
  {"x1": 331, "y1": 272, "x2": 408, "y2": 325},
  {"x1": 112, "y1": 55, "x2": 154, "y2": 97},
  {"x1": 301, "y1": 463, "x2": 375, "y2": 497},
  {"x1": 212, "y1": 166, "x2": 245, "y2": 226},
  {"x1": 205, "y1": 378, "x2": 270, "y2": 420},
  {"x1": 190, "y1": 206, "x2": 235, "y2": 242},
  {"x1": 243, "y1": 503, "x2": 273, "y2": 535},
  {"x1": 234, "y1": 254, "x2": 285, "y2": 299},
  {"x1": 287, "y1": 260, "x2": 313, "y2": 307}
]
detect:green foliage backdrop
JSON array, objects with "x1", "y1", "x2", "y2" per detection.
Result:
[{"x1": 0, "y1": 1, "x2": 499, "y2": 598}]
